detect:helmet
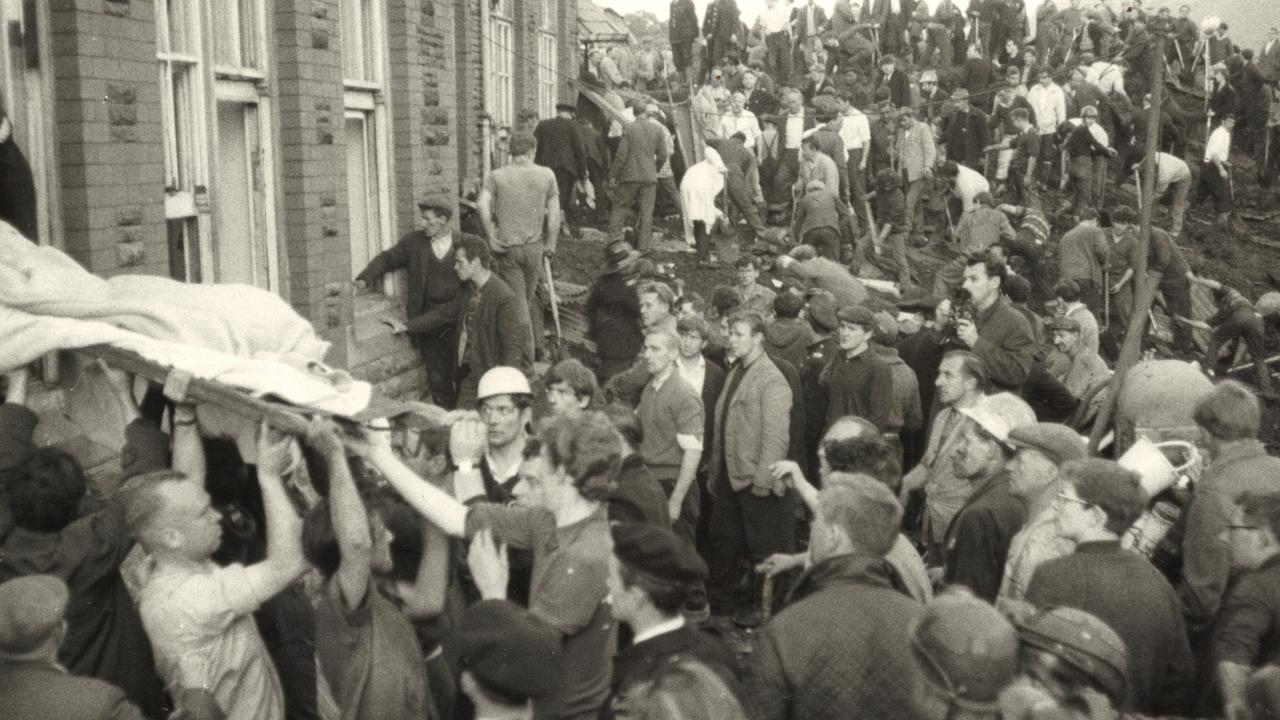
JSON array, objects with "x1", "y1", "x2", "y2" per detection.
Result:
[
  {"x1": 911, "y1": 591, "x2": 1020, "y2": 710},
  {"x1": 476, "y1": 366, "x2": 532, "y2": 402},
  {"x1": 1018, "y1": 606, "x2": 1129, "y2": 703}
]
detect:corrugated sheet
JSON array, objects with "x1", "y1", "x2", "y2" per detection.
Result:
[{"x1": 578, "y1": 0, "x2": 632, "y2": 44}]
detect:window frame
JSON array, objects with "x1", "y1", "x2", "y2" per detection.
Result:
[{"x1": 212, "y1": 0, "x2": 267, "y2": 80}]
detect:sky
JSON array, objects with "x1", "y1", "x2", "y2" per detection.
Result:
[{"x1": 592, "y1": 0, "x2": 1274, "y2": 53}]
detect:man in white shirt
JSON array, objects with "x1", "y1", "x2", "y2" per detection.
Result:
[
  {"x1": 1086, "y1": 59, "x2": 1127, "y2": 97},
  {"x1": 1025, "y1": 68, "x2": 1067, "y2": 187},
  {"x1": 761, "y1": 0, "x2": 793, "y2": 86},
  {"x1": 1196, "y1": 114, "x2": 1235, "y2": 224},
  {"x1": 720, "y1": 92, "x2": 763, "y2": 155},
  {"x1": 836, "y1": 93, "x2": 871, "y2": 223},
  {"x1": 1147, "y1": 151, "x2": 1192, "y2": 235},
  {"x1": 128, "y1": 426, "x2": 306, "y2": 720}
]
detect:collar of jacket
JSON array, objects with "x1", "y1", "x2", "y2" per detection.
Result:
[
  {"x1": 976, "y1": 294, "x2": 1011, "y2": 326},
  {"x1": 1210, "y1": 439, "x2": 1270, "y2": 470},
  {"x1": 787, "y1": 552, "x2": 908, "y2": 604}
]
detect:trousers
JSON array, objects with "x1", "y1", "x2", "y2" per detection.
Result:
[
  {"x1": 494, "y1": 241, "x2": 545, "y2": 353},
  {"x1": 609, "y1": 181, "x2": 658, "y2": 250}
]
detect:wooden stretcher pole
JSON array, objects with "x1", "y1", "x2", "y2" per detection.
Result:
[
  {"x1": 1089, "y1": 25, "x2": 1167, "y2": 456},
  {"x1": 81, "y1": 345, "x2": 315, "y2": 437}
]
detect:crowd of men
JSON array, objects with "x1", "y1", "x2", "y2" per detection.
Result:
[{"x1": 8, "y1": 2, "x2": 1280, "y2": 720}]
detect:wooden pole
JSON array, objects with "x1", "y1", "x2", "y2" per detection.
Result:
[{"x1": 1088, "y1": 26, "x2": 1168, "y2": 455}]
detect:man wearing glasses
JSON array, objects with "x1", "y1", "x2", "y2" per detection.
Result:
[
  {"x1": 1215, "y1": 492, "x2": 1280, "y2": 720},
  {"x1": 1180, "y1": 381, "x2": 1280, "y2": 634},
  {"x1": 1024, "y1": 458, "x2": 1196, "y2": 715}
]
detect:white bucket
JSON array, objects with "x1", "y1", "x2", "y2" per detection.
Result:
[{"x1": 1118, "y1": 438, "x2": 1199, "y2": 498}]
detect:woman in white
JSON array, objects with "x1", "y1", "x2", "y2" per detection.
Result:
[{"x1": 680, "y1": 146, "x2": 727, "y2": 264}]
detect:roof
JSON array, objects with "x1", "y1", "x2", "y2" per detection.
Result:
[{"x1": 578, "y1": 0, "x2": 633, "y2": 44}]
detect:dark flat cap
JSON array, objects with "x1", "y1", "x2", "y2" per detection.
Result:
[
  {"x1": 1007, "y1": 423, "x2": 1087, "y2": 465},
  {"x1": 806, "y1": 290, "x2": 839, "y2": 332},
  {"x1": 456, "y1": 600, "x2": 564, "y2": 700},
  {"x1": 896, "y1": 290, "x2": 941, "y2": 312},
  {"x1": 0, "y1": 575, "x2": 69, "y2": 657},
  {"x1": 1046, "y1": 316, "x2": 1081, "y2": 334},
  {"x1": 1110, "y1": 205, "x2": 1139, "y2": 224},
  {"x1": 611, "y1": 522, "x2": 708, "y2": 584},
  {"x1": 837, "y1": 305, "x2": 876, "y2": 327},
  {"x1": 555, "y1": 102, "x2": 578, "y2": 113}
]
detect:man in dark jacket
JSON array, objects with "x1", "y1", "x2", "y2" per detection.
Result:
[
  {"x1": 941, "y1": 90, "x2": 991, "y2": 170},
  {"x1": 356, "y1": 201, "x2": 467, "y2": 408},
  {"x1": 1181, "y1": 381, "x2": 1280, "y2": 633},
  {"x1": 1027, "y1": 458, "x2": 1196, "y2": 715},
  {"x1": 875, "y1": 55, "x2": 913, "y2": 109},
  {"x1": 586, "y1": 241, "x2": 645, "y2": 381},
  {"x1": 670, "y1": 0, "x2": 701, "y2": 83},
  {"x1": 943, "y1": 392, "x2": 1036, "y2": 602},
  {"x1": 952, "y1": 255, "x2": 1037, "y2": 394},
  {"x1": 1215, "y1": 491, "x2": 1280, "y2": 720},
  {"x1": 703, "y1": 0, "x2": 741, "y2": 71},
  {"x1": 821, "y1": 305, "x2": 895, "y2": 434},
  {"x1": 534, "y1": 104, "x2": 589, "y2": 224},
  {"x1": 0, "y1": 575, "x2": 148, "y2": 720},
  {"x1": 0, "y1": 367, "x2": 170, "y2": 719},
  {"x1": 453, "y1": 235, "x2": 535, "y2": 408},
  {"x1": 603, "y1": 523, "x2": 742, "y2": 719},
  {"x1": 609, "y1": 105, "x2": 672, "y2": 252},
  {"x1": 747, "y1": 474, "x2": 923, "y2": 720},
  {"x1": 708, "y1": 134, "x2": 769, "y2": 240}
]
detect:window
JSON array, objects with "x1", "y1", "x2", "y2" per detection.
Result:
[
  {"x1": 157, "y1": 0, "x2": 205, "y2": 195},
  {"x1": 488, "y1": 0, "x2": 514, "y2": 129},
  {"x1": 538, "y1": 32, "x2": 557, "y2": 119},
  {"x1": 341, "y1": 0, "x2": 381, "y2": 86},
  {"x1": 341, "y1": 1, "x2": 392, "y2": 284},
  {"x1": 157, "y1": 0, "x2": 208, "y2": 281},
  {"x1": 212, "y1": 0, "x2": 264, "y2": 74}
]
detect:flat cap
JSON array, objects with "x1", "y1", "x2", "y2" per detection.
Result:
[
  {"x1": 806, "y1": 290, "x2": 840, "y2": 332},
  {"x1": 0, "y1": 575, "x2": 69, "y2": 658},
  {"x1": 456, "y1": 600, "x2": 564, "y2": 700},
  {"x1": 872, "y1": 311, "x2": 899, "y2": 344},
  {"x1": 1046, "y1": 316, "x2": 1081, "y2": 334},
  {"x1": 1007, "y1": 423, "x2": 1088, "y2": 465},
  {"x1": 1110, "y1": 205, "x2": 1139, "y2": 224},
  {"x1": 555, "y1": 102, "x2": 578, "y2": 113},
  {"x1": 837, "y1": 305, "x2": 876, "y2": 327},
  {"x1": 611, "y1": 522, "x2": 708, "y2": 585},
  {"x1": 896, "y1": 290, "x2": 941, "y2": 312}
]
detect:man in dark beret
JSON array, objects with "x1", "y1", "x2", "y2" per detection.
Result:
[
  {"x1": 456, "y1": 599, "x2": 565, "y2": 719},
  {"x1": 601, "y1": 523, "x2": 743, "y2": 719}
]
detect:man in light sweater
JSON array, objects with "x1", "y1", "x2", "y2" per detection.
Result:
[{"x1": 1026, "y1": 68, "x2": 1067, "y2": 188}]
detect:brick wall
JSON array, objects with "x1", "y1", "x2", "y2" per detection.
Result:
[
  {"x1": 388, "y1": 0, "x2": 458, "y2": 230},
  {"x1": 51, "y1": 0, "x2": 166, "y2": 277},
  {"x1": 274, "y1": 0, "x2": 348, "y2": 325},
  {"x1": 454, "y1": 0, "x2": 485, "y2": 183}
]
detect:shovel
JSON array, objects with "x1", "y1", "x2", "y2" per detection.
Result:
[{"x1": 544, "y1": 256, "x2": 565, "y2": 360}]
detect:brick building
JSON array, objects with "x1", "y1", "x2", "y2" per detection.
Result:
[
  {"x1": 0, "y1": 0, "x2": 576, "y2": 466},
  {"x1": 4, "y1": 0, "x2": 577, "y2": 369}
]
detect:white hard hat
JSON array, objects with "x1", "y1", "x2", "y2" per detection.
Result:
[
  {"x1": 476, "y1": 366, "x2": 532, "y2": 401},
  {"x1": 959, "y1": 392, "x2": 1037, "y2": 447}
]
